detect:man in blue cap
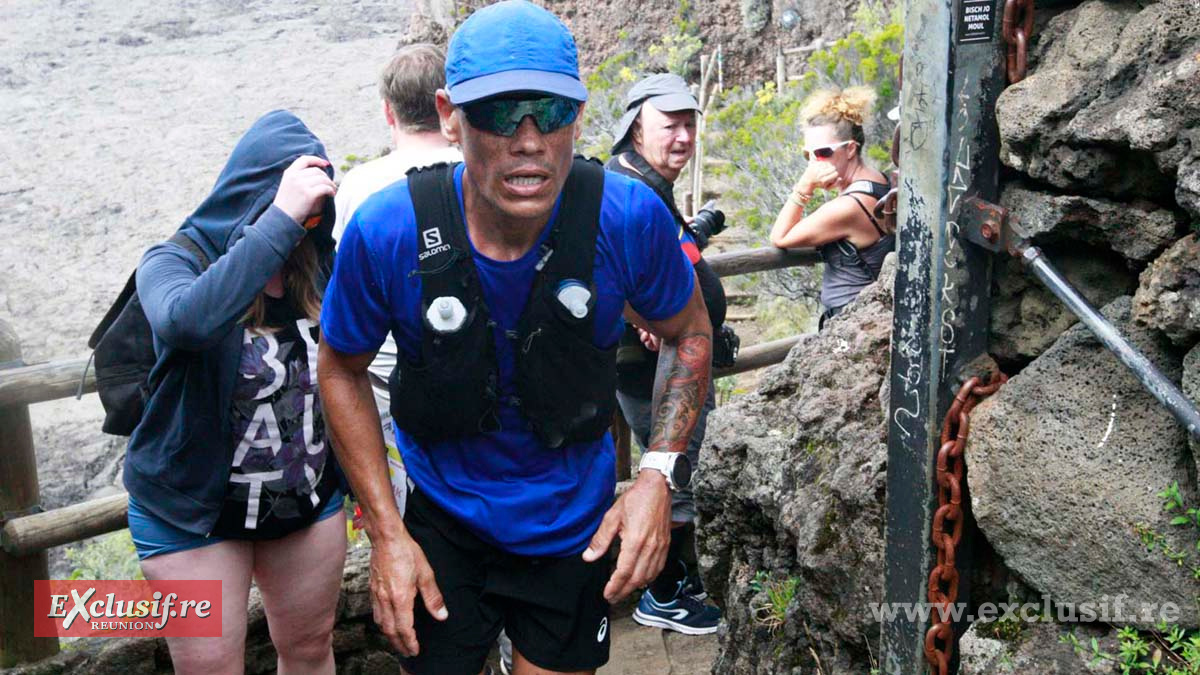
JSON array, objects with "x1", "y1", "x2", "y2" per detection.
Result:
[{"x1": 318, "y1": 2, "x2": 713, "y2": 673}]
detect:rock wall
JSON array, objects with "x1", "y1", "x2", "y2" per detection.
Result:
[
  {"x1": 980, "y1": 0, "x2": 1200, "y2": 641},
  {"x1": 697, "y1": 256, "x2": 896, "y2": 673},
  {"x1": 409, "y1": 0, "x2": 879, "y2": 87},
  {"x1": 697, "y1": 0, "x2": 1200, "y2": 672},
  {"x1": 547, "y1": 0, "x2": 868, "y2": 86},
  {"x1": 970, "y1": 297, "x2": 1198, "y2": 629},
  {"x1": 996, "y1": 0, "x2": 1199, "y2": 210},
  {"x1": 990, "y1": 0, "x2": 1197, "y2": 365}
]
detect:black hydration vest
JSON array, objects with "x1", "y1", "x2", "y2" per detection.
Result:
[{"x1": 390, "y1": 158, "x2": 616, "y2": 448}]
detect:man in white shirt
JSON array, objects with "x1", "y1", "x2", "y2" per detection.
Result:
[
  {"x1": 335, "y1": 43, "x2": 462, "y2": 237},
  {"x1": 334, "y1": 42, "x2": 461, "y2": 515}
]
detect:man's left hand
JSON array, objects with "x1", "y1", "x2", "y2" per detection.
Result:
[
  {"x1": 582, "y1": 470, "x2": 672, "y2": 602},
  {"x1": 638, "y1": 327, "x2": 662, "y2": 352}
]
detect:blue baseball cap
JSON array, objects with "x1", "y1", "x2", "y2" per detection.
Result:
[{"x1": 445, "y1": 0, "x2": 589, "y2": 105}]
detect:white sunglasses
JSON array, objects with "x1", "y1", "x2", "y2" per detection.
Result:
[{"x1": 802, "y1": 140, "x2": 854, "y2": 161}]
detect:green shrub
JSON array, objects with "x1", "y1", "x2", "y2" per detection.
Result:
[
  {"x1": 64, "y1": 530, "x2": 142, "y2": 581},
  {"x1": 702, "y1": 0, "x2": 902, "y2": 300},
  {"x1": 749, "y1": 572, "x2": 800, "y2": 634},
  {"x1": 714, "y1": 374, "x2": 749, "y2": 406},
  {"x1": 756, "y1": 295, "x2": 819, "y2": 338},
  {"x1": 580, "y1": 51, "x2": 641, "y2": 160},
  {"x1": 1062, "y1": 623, "x2": 1200, "y2": 674}
]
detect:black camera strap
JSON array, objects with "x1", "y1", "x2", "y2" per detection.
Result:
[{"x1": 617, "y1": 151, "x2": 688, "y2": 230}]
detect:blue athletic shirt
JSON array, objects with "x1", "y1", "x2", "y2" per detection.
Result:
[{"x1": 320, "y1": 163, "x2": 695, "y2": 557}]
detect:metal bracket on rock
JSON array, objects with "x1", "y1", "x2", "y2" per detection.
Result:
[{"x1": 958, "y1": 196, "x2": 1028, "y2": 256}]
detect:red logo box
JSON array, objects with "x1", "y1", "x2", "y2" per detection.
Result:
[{"x1": 34, "y1": 580, "x2": 222, "y2": 638}]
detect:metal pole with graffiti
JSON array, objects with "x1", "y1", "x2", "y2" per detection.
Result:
[{"x1": 879, "y1": 0, "x2": 1012, "y2": 669}]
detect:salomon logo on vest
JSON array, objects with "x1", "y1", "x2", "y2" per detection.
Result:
[{"x1": 419, "y1": 227, "x2": 451, "y2": 261}]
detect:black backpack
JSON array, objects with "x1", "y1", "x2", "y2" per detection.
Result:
[{"x1": 85, "y1": 233, "x2": 211, "y2": 436}]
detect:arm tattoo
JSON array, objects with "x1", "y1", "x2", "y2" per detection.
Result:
[{"x1": 648, "y1": 330, "x2": 712, "y2": 454}]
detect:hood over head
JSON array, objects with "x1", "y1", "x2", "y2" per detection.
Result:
[{"x1": 179, "y1": 110, "x2": 335, "y2": 268}]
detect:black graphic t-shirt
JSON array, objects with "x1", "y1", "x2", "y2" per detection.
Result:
[{"x1": 211, "y1": 295, "x2": 337, "y2": 539}]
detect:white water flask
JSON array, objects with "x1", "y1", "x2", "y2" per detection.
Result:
[
  {"x1": 556, "y1": 281, "x2": 591, "y2": 319},
  {"x1": 426, "y1": 296, "x2": 467, "y2": 333}
]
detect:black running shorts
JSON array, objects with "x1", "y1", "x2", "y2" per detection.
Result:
[{"x1": 398, "y1": 487, "x2": 613, "y2": 674}]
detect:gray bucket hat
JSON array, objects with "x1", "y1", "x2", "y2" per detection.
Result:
[{"x1": 611, "y1": 73, "x2": 701, "y2": 155}]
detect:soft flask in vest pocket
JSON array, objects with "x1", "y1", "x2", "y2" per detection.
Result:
[
  {"x1": 389, "y1": 296, "x2": 500, "y2": 443},
  {"x1": 515, "y1": 276, "x2": 617, "y2": 448}
]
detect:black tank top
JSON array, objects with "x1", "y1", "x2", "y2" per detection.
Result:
[{"x1": 818, "y1": 178, "x2": 895, "y2": 310}]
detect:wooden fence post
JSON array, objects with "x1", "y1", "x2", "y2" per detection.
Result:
[
  {"x1": 693, "y1": 53, "x2": 709, "y2": 215},
  {"x1": 0, "y1": 320, "x2": 58, "y2": 666}
]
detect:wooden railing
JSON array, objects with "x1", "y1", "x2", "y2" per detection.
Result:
[{"x1": 0, "y1": 245, "x2": 818, "y2": 665}]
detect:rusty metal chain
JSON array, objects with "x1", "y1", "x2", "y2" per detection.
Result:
[
  {"x1": 1002, "y1": 0, "x2": 1035, "y2": 83},
  {"x1": 923, "y1": 371, "x2": 1008, "y2": 675}
]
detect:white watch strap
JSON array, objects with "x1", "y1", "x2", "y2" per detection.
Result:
[{"x1": 638, "y1": 451, "x2": 673, "y2": 479}]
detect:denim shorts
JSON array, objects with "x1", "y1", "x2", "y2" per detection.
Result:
[{"x1": 127, "y1": 489, "x2": 344, "y2": 561}]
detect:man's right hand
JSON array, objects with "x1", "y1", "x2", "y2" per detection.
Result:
[
  {"x1": 368, "y1": 530, "x2": 448, "y2": 657},
  {"x1": 319, "y1": 343, "x2": 443, "y2": 655}
]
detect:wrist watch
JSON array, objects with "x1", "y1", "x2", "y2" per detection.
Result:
[{"x1": 638, "y1": 451, "x2": 692, "y2": 491}]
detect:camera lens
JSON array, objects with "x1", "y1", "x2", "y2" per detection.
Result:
[{"x1": 689, "y1": 207, "x2": 726, "y2": 250}]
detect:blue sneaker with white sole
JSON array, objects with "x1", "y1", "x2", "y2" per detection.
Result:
[{"x1": 632, "y1": 586, "x2": 721, "y2": 635}]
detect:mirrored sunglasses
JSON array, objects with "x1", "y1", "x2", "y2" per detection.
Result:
[
  {"x1": 802, "y1": 139, "x2": 854, "y2": 161},
  {"x1": 461, "y1": 95, "x2": 581, "y2": 137}
]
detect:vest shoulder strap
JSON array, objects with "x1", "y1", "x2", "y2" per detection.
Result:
[
  {"x1": 407, "y1": 163, "x2": 472, "y2": 304},
  {"x1": 618, "y1": 152, "x2": 687, "y2": 227},
  {"x1": 406, "y1": 159, "x2": 607, "y2": 331},
  {"x1": 542, "y1": 157, "x2": 606, "y2": 285}
]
